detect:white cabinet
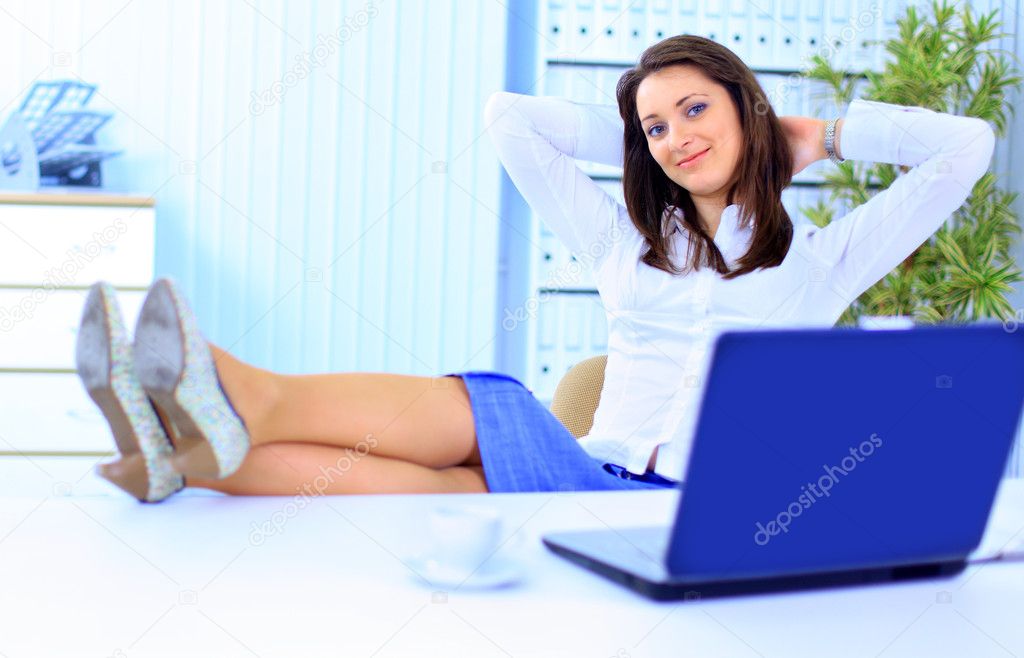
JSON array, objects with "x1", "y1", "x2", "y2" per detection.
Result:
[
  {"x1": 0, "y1": 373, "x2": 122, "y2": 453},
  {"x1": 0, "y1": 288, "x2": 146, "y2": 369},
  {"x1": 0, "y1": 192, "x2": 155, "y2": 455}
]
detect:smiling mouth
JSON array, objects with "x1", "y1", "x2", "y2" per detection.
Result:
[{"x1": 676, "y1": 148, "x2": 710, "y2": 168}]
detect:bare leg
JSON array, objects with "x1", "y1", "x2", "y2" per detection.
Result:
[
  {"x1": 209, "y1": 344, "x2": 482, "y2": 470},
  {"x1": 187, "y1": 442, "x2": 488, "y2": 495}
]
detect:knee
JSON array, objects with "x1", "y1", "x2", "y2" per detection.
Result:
[{"x1": 444, "y1": 465, "x2": 489, "y2": 493}]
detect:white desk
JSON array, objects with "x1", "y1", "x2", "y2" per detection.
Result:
[{"x1": 0, "y1": 459, "x2": 1022, "y2": 657}]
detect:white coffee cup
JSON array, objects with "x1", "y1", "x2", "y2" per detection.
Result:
[{"x1": 423, "y1": 504, "x2": 504, "y2": 578}]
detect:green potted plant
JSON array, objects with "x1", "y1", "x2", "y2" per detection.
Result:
[{"x1": 804, "y1": 0, "x2": 1022, "y2": 326}]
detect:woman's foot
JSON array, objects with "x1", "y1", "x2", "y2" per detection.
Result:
[
  {"x1": 133, "y1": 277, "x2": 250, "y2": 480},
  {"x1": 75, "y1": 282, "x2": 184, "y2": 502}
]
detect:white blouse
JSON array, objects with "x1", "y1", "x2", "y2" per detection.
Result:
[{"x1": 484, "y1": 91, "x2": 995, "y2": 482}]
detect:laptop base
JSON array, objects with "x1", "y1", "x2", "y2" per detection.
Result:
[{"x1": 543, "y1": 534, "x2": 966, "y2": 601}]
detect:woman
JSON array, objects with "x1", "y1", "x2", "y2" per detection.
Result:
[{"x1": 77, "y1": 35, "x2": 995, "y2": 502}]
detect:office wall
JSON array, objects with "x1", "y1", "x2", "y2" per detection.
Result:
[{"x1": 0, "y1": 0, "x2": 508, "y2": 375}]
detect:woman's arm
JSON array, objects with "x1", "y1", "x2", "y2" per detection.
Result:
[
  {"x1": 801, "y1": 99, "x2": 995, "y2": 307},
  {"x1": 779, "y1": 115, "x2": 843, "y2": 176},
  {"x1": 484, "y1": 92, "x2": 630, "y2": 270}
]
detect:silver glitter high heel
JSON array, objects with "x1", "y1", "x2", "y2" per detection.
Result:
[
  {"x1": 133, "y1": 277, "x2": 250, "y2": 480},
  {"x1": 75, "y1": 282, "x2": 184, "y2": 502}
]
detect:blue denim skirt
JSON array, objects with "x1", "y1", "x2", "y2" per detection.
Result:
[{"x1": 445, "y1": 371, "x2": 679, "y2": 494}]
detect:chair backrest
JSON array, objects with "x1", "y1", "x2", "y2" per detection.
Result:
[{"x1": 549, "y1": 355, "x2": 608, "y2": 439}]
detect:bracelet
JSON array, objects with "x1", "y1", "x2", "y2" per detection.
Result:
[{"x1": 825, "y1": 118, "x2": 844, "y2": 165}]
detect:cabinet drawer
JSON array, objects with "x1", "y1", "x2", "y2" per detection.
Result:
[
  {"x1": 0, "y1": 288, "x2": 145, "y2": 369},
  {"x1": 0, "y1": 372, "x2": 120, "y2": 453},
  {"x1": 0, "y1": 204, "x2": 154, "y2": 286}
]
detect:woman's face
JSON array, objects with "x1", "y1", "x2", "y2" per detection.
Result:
[{"x1": 636, "y1": 64, "x2": 742, "y2": 202}]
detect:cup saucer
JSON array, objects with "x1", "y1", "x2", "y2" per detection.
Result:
[{"x1": 407, "y1": 553, "x2": 525, "y2": 590}]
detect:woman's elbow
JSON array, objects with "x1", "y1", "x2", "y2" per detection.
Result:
[
  {"x1": 484, "y1": 91, "x2": 519, "y2": 127},
  {"x1": 959, "y1": 117, "x2": 996, "y2": 182}
]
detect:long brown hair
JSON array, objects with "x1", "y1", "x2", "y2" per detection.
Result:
[{"x1": 616, "y1": 35, "x2": 794, "y2": 279}]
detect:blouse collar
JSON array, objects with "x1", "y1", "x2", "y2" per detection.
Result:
[{"x1": 663, "y1": 204, "x2": 743, "y2": 254}]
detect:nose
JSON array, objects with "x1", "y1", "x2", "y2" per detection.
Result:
[{"x1": 668, "y1": 121, "x2": 693, "y2": 153}]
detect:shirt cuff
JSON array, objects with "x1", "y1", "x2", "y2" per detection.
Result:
[{"x1": 651, "y1": 441, "x2": 687, "y2": 482}]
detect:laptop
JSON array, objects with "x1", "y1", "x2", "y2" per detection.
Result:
[{"x1": 543, "y1": 324, "x2": 1024, "y2": 600}]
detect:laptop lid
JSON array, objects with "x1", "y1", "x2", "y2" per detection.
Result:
[{"x1": 666, "y1": 324, "x2": 1024, "y2": 581}]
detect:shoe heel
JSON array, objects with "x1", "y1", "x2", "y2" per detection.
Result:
[
  {"x1": 144, "y1": 386, "x2": 222, "y2": 479},
  {"x1": 85, "y1": 386, "x2": 144, "y2": 460},
  {"x1": 169, "y1": 440, "x2": 223, "y2": 480},
  {"x1": 97, "y1": 452, "x2": 181, "y2": 503},
  {"x1": 96, "y1": 453, "x2": 153, "y2": 502}
]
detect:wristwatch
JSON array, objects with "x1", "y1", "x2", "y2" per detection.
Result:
[{"x1": 825, "y1": 118, "x2": 844, "y2": 165}]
